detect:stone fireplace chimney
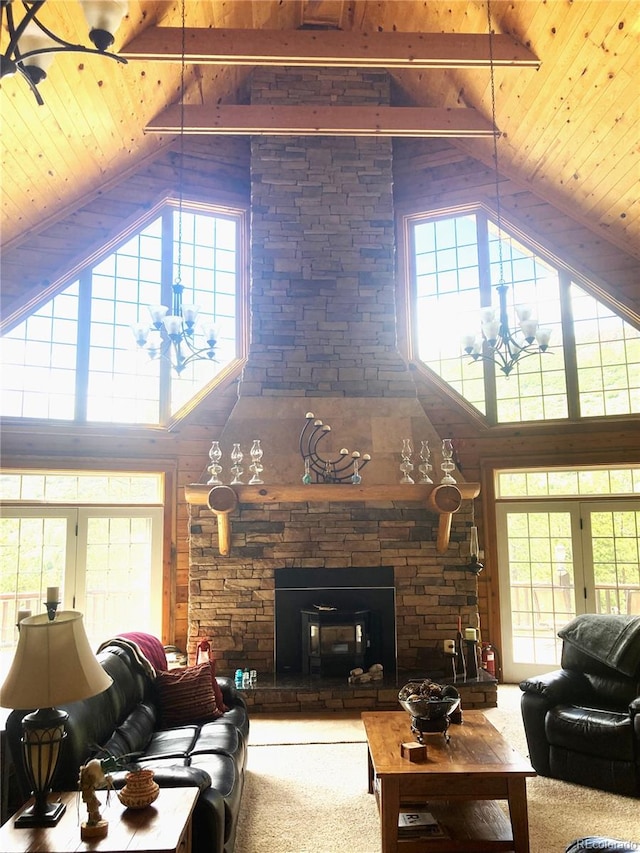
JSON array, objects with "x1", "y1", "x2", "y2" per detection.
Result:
[
  {"x1": 219, "y1": 67, "x2": 445, "y2": 483},
  {"x1": 187, "y1": 68, "x2": 483, "y2": 701}
]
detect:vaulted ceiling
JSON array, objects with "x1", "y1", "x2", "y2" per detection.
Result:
[{"x1": 1, "y1": 1, "x2": 638, "y2": 314}]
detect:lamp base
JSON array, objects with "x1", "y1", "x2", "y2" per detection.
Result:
[{"x1": 15, "y1": 799, "x2": 65, "y2": 827}]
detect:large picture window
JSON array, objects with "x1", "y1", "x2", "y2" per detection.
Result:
[
  {"x1": 0, "y1": 202, "x2": 244, "y2": 426},
  {"x1": 408, "y1": 208, "x2": 640, "y2": 424}
]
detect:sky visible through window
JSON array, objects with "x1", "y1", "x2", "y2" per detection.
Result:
[
  {"x1": 412, "y1": 210, "x2": 639, "y2": 424},
  {"x1": 0, "y1": 206, "x2": 240, "y2": 425}
]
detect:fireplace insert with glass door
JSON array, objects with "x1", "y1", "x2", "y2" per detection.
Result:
[{"x1": 301, "y1": 608, "x2": 371, "y2": 676}]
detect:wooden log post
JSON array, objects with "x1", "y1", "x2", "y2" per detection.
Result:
[
  {"x1": 426, "y1": 484, "x2": 463, "y2": 553},
  {"x1": 206, "y1": 485, "x2": 238, "y2": 556}
]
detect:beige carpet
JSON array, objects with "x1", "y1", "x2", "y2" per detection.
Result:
[{"x1": 235, "y1": 686, "x2": 640, "y2": 853}]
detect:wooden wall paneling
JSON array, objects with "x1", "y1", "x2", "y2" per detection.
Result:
[
  {"x1": 496, "y1": 0, "x2": 577, "y2": 127},
  {"x1": 583, "y1": 146, "x2": 639, "y2": 228},
  {"x1": 512, "y1": 8, "x2": 636, "y2": 237},
  {"x1": 540, "y1": 67, "x2": 631, "y2": 195},
  {"x1": 503, "y1": 2, "x2": 594, "y2": 174}
]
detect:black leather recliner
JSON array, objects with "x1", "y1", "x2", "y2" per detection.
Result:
[{"x1": 520, "y1": 613, "x2": 640, "y2": 796}]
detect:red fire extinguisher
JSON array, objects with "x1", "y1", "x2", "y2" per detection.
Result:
[{"x1": 481, "y1": 643, "x2": 496, "y2": 676}]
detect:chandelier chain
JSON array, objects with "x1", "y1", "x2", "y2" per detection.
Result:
[
  {"x1": 461, "y1": 1, "x2": 552, "y2": 376},
  {"x1": 175, "y1": 0, "x2": 187, "y2": 285},
  {"x1": 487, "y1": 0, "x2": 504, "y2": 286}
]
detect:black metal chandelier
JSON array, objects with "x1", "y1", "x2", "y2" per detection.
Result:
[
  {"x1": 0, "y1": 0, "x2": 128, "y2": 105},
  {"x1": 131, "y1": 281, "x2": 219, "y2": 376},
  {"x1": 463, "y1": 0, "x2": 551, "y2": 377}
]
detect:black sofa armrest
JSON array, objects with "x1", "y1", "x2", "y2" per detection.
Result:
[
  {"x1": 217, "y1": 676, "x2": 246, "y2": 711},
  {"x1": 629, "y1": 697, "x2": 640, "y2": 715},
  {"x1": 520, "y1": 669, "x2": 596, "y2": 778},
  {"x1": 520, "y1": 667, "x2": 594, "y2": 705}
]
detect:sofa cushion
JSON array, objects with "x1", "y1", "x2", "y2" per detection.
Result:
[
  {"x1": 154, "y1": 663, "x2": 223, "y2": 727},
  {"x1": 546, "y1": 704, "x2": 634, "y2": 761},
  {"x1": 111, "y1": 763, "x2": 212, "y2": 791},
  {"x1": 191, "y1": 721, "x2": 246, "y2": 769},
  {"x1": 143, "y1": 726, "x2": 199, "y2": 758}
]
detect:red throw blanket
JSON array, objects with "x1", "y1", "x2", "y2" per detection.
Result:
[{"x1": 97, "y1": 632, "x2": 168, "y2": 677}]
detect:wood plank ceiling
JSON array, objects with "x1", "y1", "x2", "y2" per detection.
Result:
[{"x1": 1, "y1": 1, "x2": 638, "y2": 309}]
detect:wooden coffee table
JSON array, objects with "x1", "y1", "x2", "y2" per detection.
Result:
[
  {"x1": 362, "y1": 710, "x2": 535, "y2": 853},
  {"x1": 0, "y1": 787, "x2": 199, "y2": 853}
]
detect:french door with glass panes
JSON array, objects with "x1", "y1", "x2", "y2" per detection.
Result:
[
  {"x1": 496, "y1": 500, "x2": 640, "y2": 682},
  {"x1": 0, "y1": 506, "x2": 163, "y2": 662}
]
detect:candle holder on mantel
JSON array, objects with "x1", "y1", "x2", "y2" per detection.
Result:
[
  {"x1": 230, "y1": 443, "x2": 244, "y2": 485},
  {"x1": 440, "y1": 438, "x2": 457, "y2": 484},
  {"x1": 299, "y1": 413, "x2": 371, "y2": 484},
  {"x1": 399, "y1": 439, "x2": 414, "y2": 484},
  {"x1": 248, "y1": 439, "x2": 264, "y2": 485},
  {"x1": 418, "y1": 440, "x2": 433, "y2": 484},
  {"x1": 207, "y1": 441, "x2": 223, "y2": 485}
]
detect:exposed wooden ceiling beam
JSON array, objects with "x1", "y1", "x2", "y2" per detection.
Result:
[
  {"x1": 122, "y1": 28, "x2": 539, "y2": 68},
  {"x1": 144, "y1": 105, "x2": 496, "y2": 137}
]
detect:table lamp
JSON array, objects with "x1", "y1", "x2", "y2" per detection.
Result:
[{"x1": 0, "y1": 610, "x2": 112, "y2": 827}]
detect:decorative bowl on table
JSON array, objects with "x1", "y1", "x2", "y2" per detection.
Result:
[
  {"x1": 398, "y1": 679, "x2": 460, "y2": 743},
  {"x1": 117, "y1": 769, "x2": 160, "y2": 809}
]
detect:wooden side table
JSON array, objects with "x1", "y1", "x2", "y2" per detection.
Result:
[{"x1": 0, "y1": 787, "x2": 199, "y2": 853}]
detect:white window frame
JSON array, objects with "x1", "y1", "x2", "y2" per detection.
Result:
[
  {"x1": 496, "y1": 497, "x2": 640, "y2": 682},
  {"x1": 0, "y1": 504, "x2": 164, "y2": 669}
]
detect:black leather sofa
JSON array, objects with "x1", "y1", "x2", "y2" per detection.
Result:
[
  {"x1": 6, "y1": 638, "x2": 249, "y2": 853},
  {"x1": 520, "y1": 613, "x2": 640, "y2": 796}
]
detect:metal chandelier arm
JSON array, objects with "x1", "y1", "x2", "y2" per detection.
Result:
[{"x1": 1, "y1": 0, "x2": 128, "y2": 105}]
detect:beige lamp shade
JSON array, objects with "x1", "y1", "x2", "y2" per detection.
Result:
[{"x1": 0, "y1": 611, "x2": 112, "y2": 709}]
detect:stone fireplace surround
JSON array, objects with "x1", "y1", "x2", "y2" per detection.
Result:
[
  {"x1": 186, "y1": 66, "x2": 496, "y2": 711},
  {"x1": 186, "y1": 488, "x2": 497, "y2": 712}
]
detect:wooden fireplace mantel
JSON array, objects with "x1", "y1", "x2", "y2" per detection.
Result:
[{"x1": 185, "y1": 482, "x2": 481, "y2": 556}]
